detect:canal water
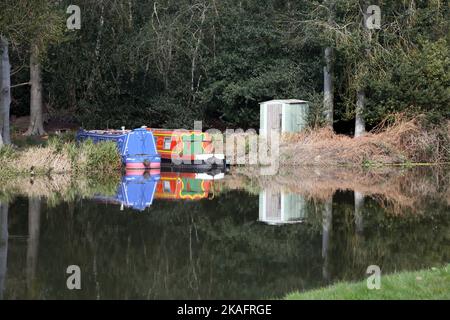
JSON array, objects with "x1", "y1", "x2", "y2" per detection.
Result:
[{"x1": 0, "y1": 167, "x2": 449, "y2": 299}]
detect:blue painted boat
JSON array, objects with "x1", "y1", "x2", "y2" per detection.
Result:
[
  {"x1": 94, "y1": 173, "x2": 160, "y2": 211},
  {"x1": 76, "y1": 127, "x2": 161, "y2": 170}
]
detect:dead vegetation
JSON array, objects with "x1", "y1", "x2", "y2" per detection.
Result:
[
  {"x1": 281, "y1": 115, "x2": 450, "y2": 166},
  {"x1": 0, "y1": 138, "x2": 121, "y2": 176},
  {"x1": 10, "y1": 145, "x2": 72, "y2": 174}
]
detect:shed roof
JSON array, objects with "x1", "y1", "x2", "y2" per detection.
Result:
[{"x1": 260, "y1": 99, "x2": 308, "y2": 105}]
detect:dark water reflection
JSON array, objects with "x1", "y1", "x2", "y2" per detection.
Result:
[{"x1": 0, "y1": 168, "x2": 449, "y2": 299}]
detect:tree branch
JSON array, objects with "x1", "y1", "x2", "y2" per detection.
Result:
[{"x1": 10, "y1": 82, "x2": 30, "y2": 88}]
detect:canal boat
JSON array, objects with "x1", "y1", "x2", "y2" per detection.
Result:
[
  {"x1": 76, "y1": 127, "x2": 161, "y2": 170},
  {"x1": 148, "y1": 128, "x2": 226, "y2": 169}
]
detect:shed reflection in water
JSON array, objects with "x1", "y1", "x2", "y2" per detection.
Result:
[{"x1": 259, "y1": 189, "x2": 307, "y2": 225}]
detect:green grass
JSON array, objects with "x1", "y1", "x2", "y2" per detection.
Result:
[{"x1": 285, "y1": 264, "x2": 450, "y2": 300}]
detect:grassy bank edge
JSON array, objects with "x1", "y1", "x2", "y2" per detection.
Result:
[
  {"x1": 0, "y1": 136, "x2": 121, "y2": 177},
  {"x1": 285, "y1": 264, "x2": 450, "y2": 300}
]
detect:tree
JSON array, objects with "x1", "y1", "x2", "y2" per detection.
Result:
[
  {"x1": 24, "y1": 1, "x2": 65, "y2": 136},
  {"x1": 0, "y1": 36, "x2": 11, "y2": 145},
  {"x1": 26, "y1": 43, "x2": 45, "y2": 135},
  {"x1": 354, "y1": 0, "x2": 371, "y2": 137},
  {"x1": 0, "y1": 0, "x2": 64, "y2": 137},
  {"x1": 0, "y1": 201, "x2": 8, "y2": 299},
  {"x1": 323, "y1": 0, "x2": 335, "y2": 127}
]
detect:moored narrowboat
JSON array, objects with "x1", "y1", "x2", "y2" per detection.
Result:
[
  {"x1": 148, "y1": 128, "x2": 226, "y2": 168},
  {"x1": 76, "y1": 127, "x2": 161, "y2": 170}
]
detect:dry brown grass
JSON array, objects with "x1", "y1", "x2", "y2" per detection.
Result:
[
  {"x1": 281, "y1": 115, "x2": 450, "y2": 166},
  {"x1": 10, "y1": 145, "x2": 72, "y2": 174}
]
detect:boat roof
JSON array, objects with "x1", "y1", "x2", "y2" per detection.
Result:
[
  {"x1": 80, "y1": 129, "x2": 130, "y2": 135},
  {"x1": 150, "y1": 128, "x2": 202, "y2": 132},
  {"x1": 260, "y1": 99, "x2": 308, "y2": 105}
]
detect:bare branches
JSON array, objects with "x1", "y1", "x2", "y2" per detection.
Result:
[{"x1": 10, "y1": 82, "x2": 30, "y2": 89}]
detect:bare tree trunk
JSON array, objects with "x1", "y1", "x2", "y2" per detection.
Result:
[
  {"x1": 355, "y1": 89, "x2": 366, "y2": 137},
  {"x1": 323, "y1": 0, "x2": 335, "y2": 127},
  {"x1": 355, "y1": 0, "x2": 372, "y2": 137},
  {"x1": 95, "y1": 0, "x2": 105, "y2": 59},
  {"x1": 323, "y1": 47, "x2": 334, "y2": 126},
  {"x1": 25, "y1": 44, "x2": 45, "y2": 136},
  {"x1": 322, "y1": 197, "x2": 333, "y2": 283},
  {"x1": 0, "y1": 36, "x2": 11, "y2": 144},
  {"x1": 26, "y1": 197, "x2": 41, "y2": 293},
  {"x1": 0, "y1": 202, "x2": 9, "y2": 299}
]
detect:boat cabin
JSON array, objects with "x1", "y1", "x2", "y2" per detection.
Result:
[
  {"x1": 148, "y1": 128, "x2": 225, "y2": 168},
  {"x1": 76, "y1": 127, "x2": 161, "y2": 170}
]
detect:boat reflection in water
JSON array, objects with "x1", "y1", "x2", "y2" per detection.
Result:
[
  {"x1": 259, "y1": 189, "x2": 307, "y2": 225},
  {"x1": 155, "y1": 170, "x2": 224, "y2": 201},
  {"x1": 94, "y1": 172, "x2": 160, "y2": 211},
  {"x1": 94, "y1": 169, "x2": 225, "y2": 211}
]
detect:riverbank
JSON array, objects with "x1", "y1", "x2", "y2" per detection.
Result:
[
  {"x1": 285, "y1": 264, "x2": 450, "y2": 300},
  {"x1": 0, "y1": 135, "x2": 121, "y2": 177},
  {"x1": 1, "y1": 115, "x2": 449, "y2": 177},
  {"x1": 280, "y1": 116, "x2": 450, "y2": 166}
]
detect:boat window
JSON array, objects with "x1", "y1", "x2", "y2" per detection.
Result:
[
  {"x1": 163, "y1": 180, "x2": 171, "y2": 192},
  {"x1": 164, "y1": 137, "x2": 172, "y2": 150}
]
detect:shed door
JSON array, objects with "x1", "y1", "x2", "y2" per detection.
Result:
[{"x1": 267, "y1": 103, "x2": 282, "y2": 134}]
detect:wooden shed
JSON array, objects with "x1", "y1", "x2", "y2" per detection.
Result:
[{"x1": 259, "y1": 99, "x2": 309, "y2": 139}]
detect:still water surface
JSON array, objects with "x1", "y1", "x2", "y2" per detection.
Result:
[{"x1": 0, "y1": 168, "x2": 449, "y2": 299}]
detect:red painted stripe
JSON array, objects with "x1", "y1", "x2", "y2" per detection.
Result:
[
  {"x1": 125, "y1": 169, "x2": 146, "y2": 176},
  {"x1": 148, "y1": 169, "x2": 161, "y2": 175},
  {"x1": 125, "y1": 163, "x2": 146, "y2": 169},
  {"x1": 147, "y1": 162, "x2": 161, "y2": 169}
]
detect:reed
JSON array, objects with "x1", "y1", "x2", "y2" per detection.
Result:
[{"x1": 0, "y1": 137, "x2": 121, "y2": 176}]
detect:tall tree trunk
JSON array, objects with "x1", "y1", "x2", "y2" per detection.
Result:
[
  {"x1": 0, "y1": 201, "x2": 8, "y2": 299},
  {"x1": 324, "y1": 47, "x2": 334, "y2": 127},
  {"x1": 355, "y1": 0, "x2": 372, "y2": 137},
  {"x1": 355, "y1": 90, "x2": 366, "y2": 137},
  {"x1": 25, "y1": 44, "x2": 45, "y2": 136},
  {"x1": 26, "y1": 197, "x2": 41, "y2": 294},
  {"x1": 0, "y1": 36, "x2": 11, "y2": 145},
  {"x1": 322, "y1": 197, "x2": 333, "y2": 283},
  {"x1": 323, "y1": 0, "x2": 335, "y2": 127}
]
